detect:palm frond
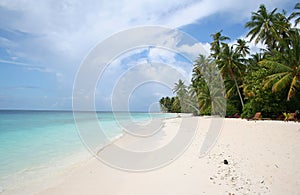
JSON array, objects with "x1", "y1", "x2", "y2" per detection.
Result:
[
  {"x1": 287, "y1": 76, "x2": 299, "y2": 100},
  {"x1": 272, "y1": 73, "x2": 292, "y2": 92},
  {"x1": 259, "y1": 60, "x2": 292, "y2": 71}
]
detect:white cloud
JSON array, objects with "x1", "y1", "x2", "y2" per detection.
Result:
[
  {"x1": 94, "y1": 44, "x2": 193, "y2": 110},
  {"x1": 109, "y1": 62, "x2": 188, "y2": 110},
  {"x1": 201, "y1": 42, "x2": 211, "y2": 55},
  {"x1": 1, "y1": 0, "x2": 293, "y2": 72},
  {"x1": 0, "y1": 0, "x2": 294, "y2": 110},
  {"x1": 246, "y1": 38, "x2": 267, "y2": 55},
  {"x1": 0, "y1": 37, "x2": 16, "y2": 48},
  {"x1": 148, "y1": 48, "x2": 176, "y2": 64},
  {"x1": 0, "y1": 0, "x2": 292, "y2": 65}
]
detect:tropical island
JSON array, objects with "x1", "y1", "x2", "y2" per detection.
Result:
[
  {"x1": 2, "y1": 3, "x2": 300, "y2": 195},
  {"x1": 160, "y1": 3, "x2": 300, "y2": 120}
]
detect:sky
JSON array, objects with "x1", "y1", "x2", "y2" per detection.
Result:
[{"x1": 0, "y1": 0, "x2": 297, "y2": 111}]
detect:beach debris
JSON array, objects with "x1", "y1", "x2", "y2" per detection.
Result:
[
  {"x1": 224, "y1": 159, "x2": 229, "y2": 165},
  {"x1": 275, "y1": 164, "x2": 279, "y2": 168}
]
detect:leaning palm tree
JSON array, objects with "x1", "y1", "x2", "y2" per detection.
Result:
[
  {"x1": 217, "y1": 43, "x2": 245, "y2": 108},
  {"x1": 260, "y1": 29, "x2": 300, "y2": 101}
]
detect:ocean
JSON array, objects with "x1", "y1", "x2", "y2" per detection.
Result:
[{"x1": 0, "y1": 110, "x2": 175, "y2": 191}]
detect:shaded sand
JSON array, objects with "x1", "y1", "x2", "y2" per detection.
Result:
[{"x1": 6, "y1": 117, "x2": 300, "y2": 194}]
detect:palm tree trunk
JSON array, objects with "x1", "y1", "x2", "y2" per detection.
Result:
[
  {"x1": 230, "y1": 68, "x2": 244, "y2": 108},
  {"x1": 233, "y1": 76, "x2": 244, "y2": 108}
]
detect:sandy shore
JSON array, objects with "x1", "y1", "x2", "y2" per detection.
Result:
[{"x1": 7, "y1": 116, "x2": 300, "y2": 194}]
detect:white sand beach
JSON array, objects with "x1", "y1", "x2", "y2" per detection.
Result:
[{"x1": 6, "y1": 116, "x2": 300, "y2": 195}]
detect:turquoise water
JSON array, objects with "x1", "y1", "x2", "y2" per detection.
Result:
[{"x1": 0, "y1": 110, "x2": 175, "y2": 185}]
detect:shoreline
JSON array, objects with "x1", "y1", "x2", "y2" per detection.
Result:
[
  {"x1": 1, "y1": 113, "x2": 179, "y2": 194},
  {"x1": 3, "y1": 116, "x2": 300, "y2": 194},
  {"x1": 96, "y1": 113, "x2": 183, "y2": 155}
]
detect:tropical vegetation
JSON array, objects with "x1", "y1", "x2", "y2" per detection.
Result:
[{"x1": 159, "y1": 3, "x2": 300, "y2": 118}]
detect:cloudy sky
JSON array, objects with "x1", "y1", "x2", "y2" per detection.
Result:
[{"x1": 0, "y1": 0, "x2": 296, "y2": 111}]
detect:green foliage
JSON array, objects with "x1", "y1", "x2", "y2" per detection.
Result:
[
  {"x1": 241, "y1": 102, "x2": 257, "y2": 119},
  {"x1": 242, "y1": 62, "x2": 286, "y2": 117},
  {"x1": 259, "y1": 29, "x2": 300, "y2": 101},
  {"x1": 171, "y1": 97, "x2": 181, "y2": 113},
  {"x1": 159, "y1": 96, "x2": 180, "y2": 113},
  {"x1": 159, "y1": 3, "x2": 300, "y2": 118},
  {"x1": 192, "y1": 55, "x2": 226, "y2": 116},
  {"x1": 241, "y1": 3, "x2": 300, "y2": 117},
  {"x1": 245, "y1": 4, "x2": 290, "y2": 50},
  {"x1": 226, "y1": 101, "x2": 239, "y2": 116},
  {"x1": 212, "y1": 34, "x2": 246, "y2": 108}
]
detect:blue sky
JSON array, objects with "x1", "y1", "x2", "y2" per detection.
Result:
[{"x1": 0, "y1": 0, "x2": 297, "y2": 111}]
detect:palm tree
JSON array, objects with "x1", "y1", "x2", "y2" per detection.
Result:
[
  {"x1": 159, "y1": 97, "x2": 167, "y2": 112},
  {"x1": 250, "y1": 53, "x2": 264, "y2": 65},
  {"x1": 197, "y1": 63, "x2": 226, "y2": 115},
  {"x1": 245, "y1": 53, "x2": 265, "y2": 73},
  {"x1": 245, "y1": 4, "x2": 281, "y2": 49},
  {"x1": 170, "y1": 97, "x2": 181, "y2": 113},
  {"x1": 164, "y1": 96, "x2": 172, "y2": 112},
  {"x1": 197, "y1": 81, "x2": 211, "y2": 114},
  {"x1": 173, "y1": 79, "x2": 188, "y2": 98},
  {"x1": 173, "y1": 79, "x2": 189, "y2": 112},
  {"x1": 186, "y1": 85, "x2": 201, "y2": 115},
  {"x1": 260, "y1": 29, "x2": 300, "y2": 101},
  {"x1": 217, "y1": 43, "x2": 245, "y2": 108},
  {"x1": 289, "y1": 3, "x2": 300, "y2": 26},
  {"x1": 192, "y1": 55, "x2": 211, "y2": 83},
  {"x1": 191, "y1": 55, "x2": 210, "y2": 114},
  {"x1": 191, "y1": 54, "x2": 226, "y2": 115},
  {"x1": 210, "y1": 31, "x2": 230, "y2": 59},
  {"x1": 235, "y1": 39, "x2": 250, "y2": 57}
]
